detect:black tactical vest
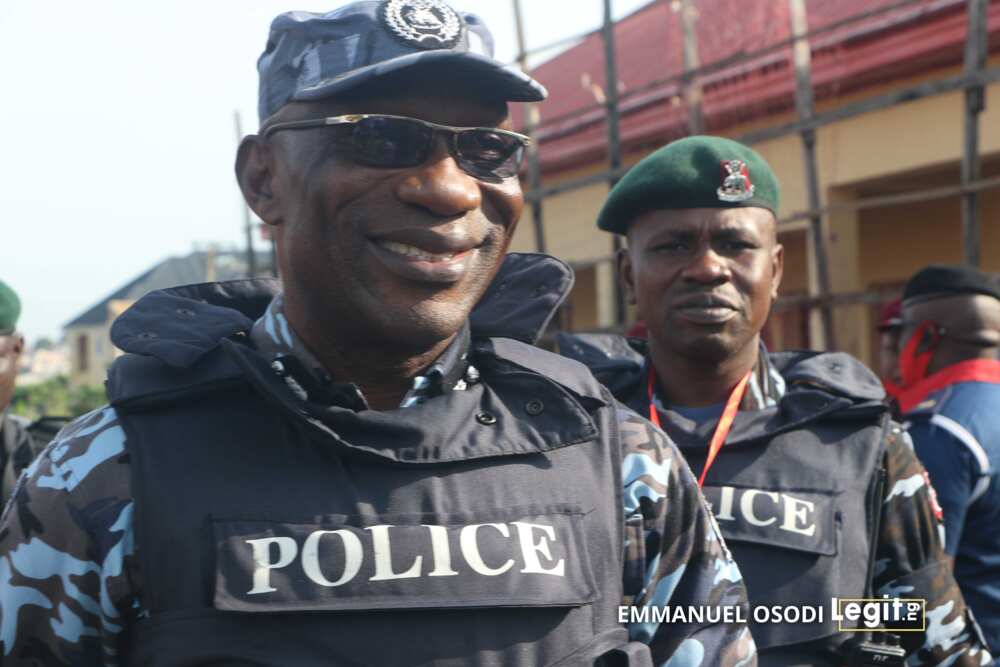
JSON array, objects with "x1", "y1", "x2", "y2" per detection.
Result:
[
  {"x1": 678, "y1": 405, "x2": 888, "y2": 656},
  {"x1": 560, "y1": 335, "x2": 890, "y2": 663},
  {"x1": 106, "y1": 264, "x2": 652, "y2": 667}
]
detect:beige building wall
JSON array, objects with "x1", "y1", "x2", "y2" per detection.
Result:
[
  {"x1": 520, "y1": 55, "x2": 1000, "y2": 365},
  {"x1": 67, "y1": 299, "x2": 134, "y2": 386}
]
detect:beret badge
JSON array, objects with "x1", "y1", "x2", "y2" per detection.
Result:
[
  {"x1": 717, "y1": 159, "x2": 755, "y2": 203},
  {"x1": 379, "y1": 0, "x2": 463, "y2": 50}
]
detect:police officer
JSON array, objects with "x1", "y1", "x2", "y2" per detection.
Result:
[
  {"x1": 559, "y1": 136, "x2": 991, "y2": 665},
  {"x1": 896, "y1": 265, "x2": 1000, "y2": 659},
  {"x1": 0, "y1": 280, "x2": 36, "y2": 504},
  {"x1": 0, "y1": 4, "x2": 756, "y2": 666}
]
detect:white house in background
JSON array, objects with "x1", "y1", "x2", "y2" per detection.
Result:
[{"x1": 63, "y1": 250, "x2": 273, "y2": 386}]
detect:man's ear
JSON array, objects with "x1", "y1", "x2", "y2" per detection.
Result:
[
  {"x1": 770, "y1": 242, "x2": 784, "y2": 301},
  {"x1": 236, "y1": 136, "x2": 282, "y2": 226},
  {"x1": 617, "y1": 244, "x2": 637, "y2": 306}
]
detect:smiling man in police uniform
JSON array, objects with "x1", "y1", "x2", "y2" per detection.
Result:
[
  {"x1": 560, "y1": 136, "x2": 992, "y2": 666},
  {"x1": 0, "y1": 3, "x2": 756, "y2": 666}
]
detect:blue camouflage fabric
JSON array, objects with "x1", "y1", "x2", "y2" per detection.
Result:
[
  {"x1": 560, "y1": 333, "x2": 994, "y2": 666},
  {"x1": 0, "y1": 282, "x2": 755, "y2": 665}
]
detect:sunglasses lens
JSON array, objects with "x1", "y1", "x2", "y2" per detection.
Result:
[
  {"x1": 455, "y1": 130, "x2": 525, "y2": 179},
  {"x1": 353, "y1": 117, "x2": 433, "y2": 168}
]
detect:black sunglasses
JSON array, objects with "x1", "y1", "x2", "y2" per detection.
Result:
[{"x1": 261, "y1": 113, "x2": 531, "y2": 180}]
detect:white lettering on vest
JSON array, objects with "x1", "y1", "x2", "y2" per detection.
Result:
[
  {"x1": 513, "y1": 521, "x2": 566, "y2": 576},
  {"x1": 740, "y1": 490, "x2": 780, "y2": 527},
  {"x1": 715, "y1": 486, "x2": 736, "y2": 521},
  {"x1": 459, "y1": 523, "x2": 515, "y2": 576},
  {"x1": 712, "y1": 486, "x2": 820, "y2": 536},
  {"x1": 367, "y1": 525, "x2": 423, "y2": 581},
  {"x1": 301, "y1": 529, "x2": 363, "y2": 587},
  {"x1": 246, "y1": 536, "x2": 298, "y2": 595},
  {"x1": 780, "y1": 495, "x2": 817, "y2": 536},
  {"x1": 424, "y1": 525, "x2": 459, "y2": 577}
]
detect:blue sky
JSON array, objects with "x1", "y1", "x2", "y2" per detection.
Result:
[{"x1": 0, "y1": 0, "x2": 651, "y2": 342}]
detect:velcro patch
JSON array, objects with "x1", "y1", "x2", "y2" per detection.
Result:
[{"x1": 213, "y1": 507, "x2": 598, "y2": 612}]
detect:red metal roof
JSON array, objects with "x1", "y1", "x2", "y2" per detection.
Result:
[{"x1": 521, "y1": 0, "x2": 1000, "y2": 175}]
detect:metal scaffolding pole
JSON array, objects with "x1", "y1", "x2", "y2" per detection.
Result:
[
  {"x1": 513, "y1": 0, "x2": 546, "y2": 254},
  {"x1": 680, "y1": 0, "x2": 704, "y2": 135},
  {"x1": 962, "y1": 0, "x2": 987, "y2": 267},
  {"x1": 602, "y1": 0, "x2": 626, "y2": 326},
  {"x1": 789, "y1": 0, "x2": 835, "y2": 350}
]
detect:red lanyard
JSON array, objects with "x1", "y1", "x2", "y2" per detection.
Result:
[{"x1": 647, "y1": 366, "x2": 751, "y2": 487}]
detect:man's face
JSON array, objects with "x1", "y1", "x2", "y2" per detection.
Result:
[
  {"x1": 621, "y1": 207, "x2": 783, "y2": 363},
  {"x1": 879, "y1": 329, "x2": 902, "y2": 384},
  {"x1": 0, "y1": 334, "x2": 23, "y2": 412},
  {"x1": 255, "y1": 85, "x2": 523, "y2": 350}
]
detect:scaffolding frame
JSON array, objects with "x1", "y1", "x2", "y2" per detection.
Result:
[{"x1": 511, "y1": 0, "x2": 998, "y2": 348}]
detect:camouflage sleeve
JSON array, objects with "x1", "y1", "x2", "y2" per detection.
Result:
[
  {"x1": 617, "y1": 404, "x2": 756, "y2": 667},
  {"x1": 874, "y1": 424, "x2": 993, "y2": 666},
  {"x1": 0, "y1": 406, "x2": 140, "y2": 667}
]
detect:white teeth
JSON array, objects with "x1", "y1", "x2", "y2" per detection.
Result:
[{"x1": 377, "y1": 240, "x2": 455, "y2": 262}]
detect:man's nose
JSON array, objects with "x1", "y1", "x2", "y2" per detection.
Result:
[
  {"x1": 395, "y1": 142, "x2": 481, "y2": 217},
  {"x1": 681, "y1": 246, "x2": 731, "y2": 284}
]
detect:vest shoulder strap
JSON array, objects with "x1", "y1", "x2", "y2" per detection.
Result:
[
  {"x1": 107, "y1": 343, "x2": 247, "y2": 413},
  {"x1": 483, "y1": 337, "x2": 609, "y2": 405}
]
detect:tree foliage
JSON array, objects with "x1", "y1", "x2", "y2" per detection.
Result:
[{"x1": 10, "y1": 376, "x2": 106, "y2": 420}]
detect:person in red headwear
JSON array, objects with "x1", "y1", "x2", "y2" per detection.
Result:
[
  {"x1": 898, "y1": 264, "x2": 1000, "y2": 658},
  {"x1": 876, "y1": 298, "x2": 903, "y2": 405}
]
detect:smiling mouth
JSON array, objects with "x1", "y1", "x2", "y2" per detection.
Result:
[
  {"x1": 369, "y1": 238, "x2": 479, "y2": 284},
  {"x1": 375, "y1": 240, "x2": 463, "y2": 263}
]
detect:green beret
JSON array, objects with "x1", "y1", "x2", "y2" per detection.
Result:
[
  {"x1": 597, "y1": 135, "x2": 780, "y2": 234},
  {"x1": 0, "y1": 279, "x2": 20, "y2": 334}
]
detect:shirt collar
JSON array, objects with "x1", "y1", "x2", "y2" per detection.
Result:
[
  {"x1": 249, "y1": 294, "x2": 474, "y2": 410},
  {"x1": 650, "y1": 341, "x2": 786, "y2": 414}
]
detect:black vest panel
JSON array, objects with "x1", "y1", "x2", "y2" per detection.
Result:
[
  {"x1": 110, "y1": 337, "x2": 645, "y2": 666},
  {"x1": 675, "y1": 407, "x2": 887, "y2": 653}
]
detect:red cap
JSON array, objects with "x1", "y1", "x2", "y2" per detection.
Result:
[{"x1": 877, "y1": 298, "x2": 902, "y2": 332}]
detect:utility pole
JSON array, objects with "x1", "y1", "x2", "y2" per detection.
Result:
[{"x1": 233, "y1": 110, "x2": 258, "y2": 279}]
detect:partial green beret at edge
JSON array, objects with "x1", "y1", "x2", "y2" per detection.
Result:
[
  {"x1": 0, "y1": 279, "x2": 20, "y2": 334},
  {"x1": 597, "y1": 135, "x2": 781, "y2": 234}
]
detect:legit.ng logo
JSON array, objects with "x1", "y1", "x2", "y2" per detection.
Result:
[{"x1": 833, "y1": 597, "x2": 926, "y2": 632}]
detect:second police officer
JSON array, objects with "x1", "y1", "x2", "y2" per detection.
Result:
[{"x1": 559, "y1": 136, "x2": 992, "y2": 666}]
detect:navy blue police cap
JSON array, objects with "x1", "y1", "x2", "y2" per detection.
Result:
[
  {"x1": 257, "y1": 0, "x2": 548, "y2": 123},
  {"x1": 903, "y1": 264, "x2": 1000, "y2": 305}
]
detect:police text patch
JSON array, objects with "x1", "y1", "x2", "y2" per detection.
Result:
[
  {"x1": 701, "y1": 485, "x2": 839, "y2": 556},
  {"x1": 213, "y1": 506, "x2": 598, "y2": 612}
]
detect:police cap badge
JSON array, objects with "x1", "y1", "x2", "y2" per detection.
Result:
[{"x1": 380, "y1": 0, "x2": 463, "y2": 50}]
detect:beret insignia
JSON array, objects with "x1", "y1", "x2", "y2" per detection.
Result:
[{"x1": 717, "y1": 159, "x2": 755, "y2": 203}]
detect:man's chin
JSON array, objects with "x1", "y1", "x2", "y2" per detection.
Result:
[{"x1": 672, "y1": 332, "x2": 744, "y2": 365}]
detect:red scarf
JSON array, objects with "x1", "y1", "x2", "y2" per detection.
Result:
[{"x1": 897, "y1": 357, "x2": 1000, "y2": 414}]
